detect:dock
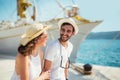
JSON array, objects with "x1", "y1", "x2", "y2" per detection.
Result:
[{"x1": 0, "y1": 54, "x2": 120, "y2": 80}]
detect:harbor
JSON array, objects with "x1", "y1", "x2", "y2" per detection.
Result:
[
  {"x1": 0, "y1": 0, "x2": 120, "y2": 80},
  {"x1": 0, "y1": 54, "x2": 120, "y2": 80}
]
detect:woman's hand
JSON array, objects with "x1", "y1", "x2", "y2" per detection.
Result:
[{"x1": 40, "y1": 70, "x2": 50, "y2": 80}]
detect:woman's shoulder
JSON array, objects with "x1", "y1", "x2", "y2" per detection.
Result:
[
  {"x1": 15, "y1": 53, "x2": 30, "y2": 75},
  {"x1": 16, "y1": 53, "x2": 30, "y2": 64},
  {"x1": 16, "y1": 53, "x2": 26, "y2": 59}
]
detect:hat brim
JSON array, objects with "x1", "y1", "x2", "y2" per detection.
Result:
[{"x1": 20, "y1": 25, "x2": 51, "y2": 46}]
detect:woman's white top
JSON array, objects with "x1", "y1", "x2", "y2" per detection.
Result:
[{"x1": 10, "y1": 53, "x2": 41, "y2": 80}]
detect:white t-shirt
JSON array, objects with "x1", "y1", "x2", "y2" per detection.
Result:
[{"x1": 45, "y1": 39, "x2": 73, "y2": 80}]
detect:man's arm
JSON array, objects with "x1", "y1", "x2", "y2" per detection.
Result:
[
  {"x1": 64, "y1": 62, "x2": 69, "y2": 80},
  {"x1": 43, "y1": 59, "x2": 52, "y2": 71}
]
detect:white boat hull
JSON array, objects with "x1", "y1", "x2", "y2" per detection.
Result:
[
  {"x1": 0, "y1": 19, "x2": 102, "y2": 62},
  {"x1": 0, "y1": 26, "x2": 29, "y2": 55}
]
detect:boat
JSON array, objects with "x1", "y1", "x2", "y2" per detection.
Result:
[{"x1": 0, "y1": 0, "x2": 102, "y2": 63}]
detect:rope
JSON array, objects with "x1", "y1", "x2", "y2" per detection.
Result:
[
  {"x1": 56, "y1": 0, "x2": 64, "y2": 10},
  {"x1": 55, "y1": 0, "x2": 80, "y2": 18}
]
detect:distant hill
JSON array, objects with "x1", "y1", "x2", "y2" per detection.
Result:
[{"x1": 86, "y1": 31, "x2": 120, "y2": 39}]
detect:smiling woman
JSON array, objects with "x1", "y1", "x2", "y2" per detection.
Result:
[{"x1": 10, "y1": 23, "x2": 51, "y2": 80}]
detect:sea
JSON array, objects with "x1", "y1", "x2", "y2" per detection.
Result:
[{"x1": 76, "y1": 39, "x2": 120, "y2": 67}]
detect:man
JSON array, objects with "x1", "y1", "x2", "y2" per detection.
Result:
[{"x1": 43, "y1": 18, "x2": 78, "y2": 80}]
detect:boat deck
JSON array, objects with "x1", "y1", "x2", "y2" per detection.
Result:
[{"x1": 0, "y1": 54, "x2": 120, "y2": 80}]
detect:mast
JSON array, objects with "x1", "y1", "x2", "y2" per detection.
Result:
[
  {"x1": 17, "y1": 0, "x2": 32, "y2": 19},
  {"x1": 31, "y1": 0, "x2": 37, "y2": 21},
  {"x1": 31, "y1": 6, "x2": 36, "y2": 21}
]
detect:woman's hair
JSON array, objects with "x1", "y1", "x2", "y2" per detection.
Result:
[{"x1": 18, "y1": 33, "x2": 43, "y2": 56}]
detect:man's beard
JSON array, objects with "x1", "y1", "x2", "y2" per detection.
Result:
[{"x1": 60, "y1": 35, "x2": 70, "y2": 42}]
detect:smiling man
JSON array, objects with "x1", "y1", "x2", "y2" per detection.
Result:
[{"x1": 43, "y1": 18, "x2": 78, "y2": 80}]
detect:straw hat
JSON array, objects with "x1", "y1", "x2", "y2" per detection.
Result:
[
  {"x1": 20, "y1": 23, "x2": 50, "y2": 46},
  {"x1": 58, "y1": 18, "x2": 78, "y2": 35}
]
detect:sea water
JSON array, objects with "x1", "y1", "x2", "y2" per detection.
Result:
[{"x1": 76, "y1": 39, "x2": 120, "y2": 67}]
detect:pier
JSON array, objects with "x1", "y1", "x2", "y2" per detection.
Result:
[{"x1": 0, "y1": 54, "x2": 120, "y2": 80}]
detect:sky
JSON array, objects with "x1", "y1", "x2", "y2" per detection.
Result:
[{"x1": 0, "y1": 0, "x2": 120, "y2": 32}]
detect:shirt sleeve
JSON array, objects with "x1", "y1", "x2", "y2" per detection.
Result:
[{"x1": 44, "y1": 43, "x2": 57, "y2": 62}]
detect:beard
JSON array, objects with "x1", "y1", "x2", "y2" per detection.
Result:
[
  {"x1": 60, "y1": 37, "x2": 69, "y2": 42},
  {"x1": 59, "y1": 34, "x2": 71, "y2": 42}
]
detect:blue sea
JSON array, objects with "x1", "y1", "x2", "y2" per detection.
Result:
[{"x1": 76, "y1": 39, "x2": 120, "y2": 67}]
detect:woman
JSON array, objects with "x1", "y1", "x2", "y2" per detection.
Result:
[{"x1": 11, "y1": 23, "x2": 50, "y2": 80}]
